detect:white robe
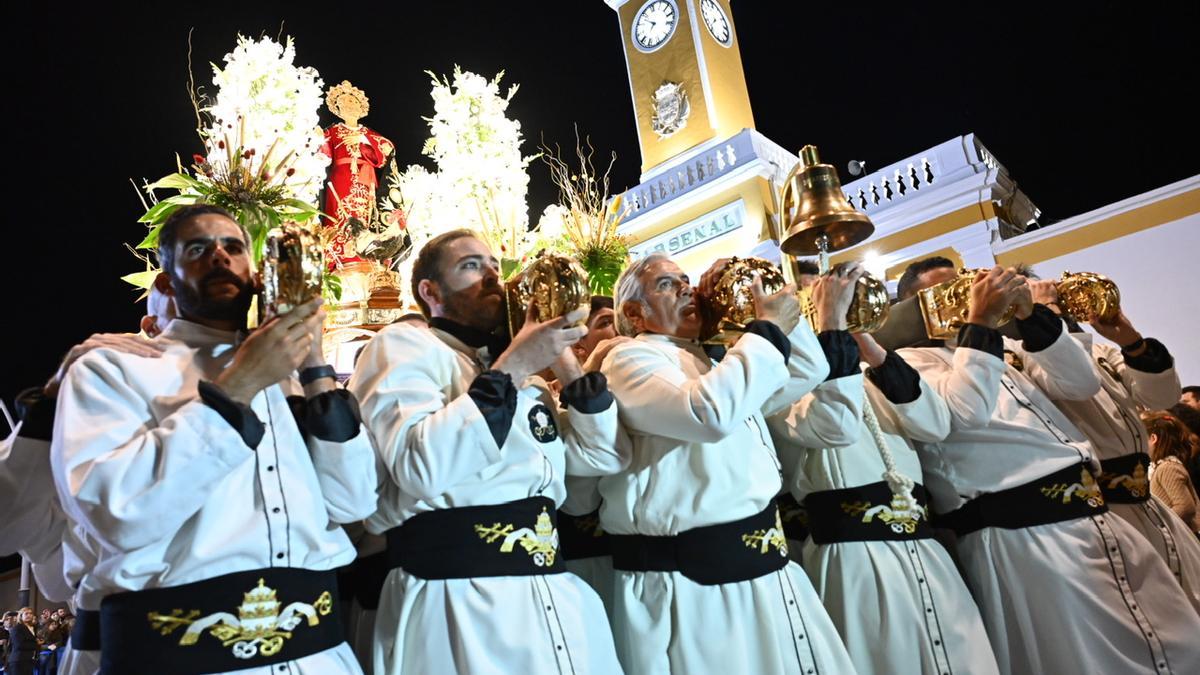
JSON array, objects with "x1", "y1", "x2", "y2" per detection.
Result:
[
  {"x1": 57, "y1": 524, "x2": 101, "y2": 675},
  {"x1": 0, "y1": 423, "x2": 71, "y2": 600},
  {"x1": 770, "y1": 369, "x2": 1000, "y2": 675},
  {"x1": 599, "y1": 325, "x2": 857, "y2": 675},
  {"x1": 1053, "y1": 334, "x2": 1200, "y2": 615},
  {"x1": 901, "y1": 328, "x2": 1200, "y2": 675},
  {"x1": 561, "y1": 474, "x2": 617, "y2": 620},
  {"x1": 349, "y1": 322, "x2": 626, "y2": 675},
  {"x1": 52, "y1": 319, "x2": 377, "y2": 675}
]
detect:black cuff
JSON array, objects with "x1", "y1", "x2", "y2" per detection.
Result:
[
  {"x1": 956, "y1": 324, "x2": 1004, "y2": 360},
  {"x1": 197, "y1": 380, "x2": 265, "y2": 450},
  {"x1": 303, "y1": 389, "x2": 364, "y2": 442},
  {"x1": 743, "y1": 320, "x2": 790, "y2": 364},
  {"x1": 468, "y1": 370, "x2": 518, "y2": 450},
  {"x1": 559, "y1": 372, "x2": 615, "y2": 414},
  {"x1": 866, "y1": 351, "x2": 922, "y2": 404},
  {"x1": 15, "y1": 387, "x2": 55, "y2": 442},
  {"x1": 1015, "y1": 304, "x2": 1063, "y2": 353},
  {"x1": 286, "y1": 395, "x2": 310, "y2": 440},
  {"x1": 817, "y1": 330, "x2": 860, "y2": 381},
  {"x1": 1122, "y1": 337, "x2": 1173, "y2": 374}
]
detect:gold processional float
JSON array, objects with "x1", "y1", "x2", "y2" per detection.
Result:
[{"x1": 255, "y1": 137, "x2": 1120, "y2": 356}]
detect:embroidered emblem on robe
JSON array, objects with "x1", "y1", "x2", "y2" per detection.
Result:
[
  {"x1": 527, "y1": 404, "x2": 558, "y2": 443},
  {"x1": 474, "y1": 507, "x2": 561, "y2": 567},
  {"x1": 1003, "y1": 349, "x2": 1024, "y2": 372},
  {"x1": 1100, "y1": 461, "x2": 1149, "y2": 498},
  {"x1": 572, "y1": 513, "x2": 605, "y2": 537},
  {"x1": 842, "y1": 492, "x2": 928, "y2": 534},
  {"x1": 741, "y1": 510, "x2": 789, "y2": 556},
  {"x1": 147, "y1": 579, "x2": 333, "y2": 660},
  {"x1": 1040, "y1": 467, "x2": 1105, "y2": 507}
]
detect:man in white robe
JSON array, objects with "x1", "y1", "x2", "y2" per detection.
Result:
[
  {"x1": 53, "y1": 204, "x2": 378, "y2": 675},
  {"x1": 558, "y1": 297, "x2": 623, "y2": 615},
  {"x1": 769, "y1": 268, "x2": 999, "y2": 675},
  {"x1": 0, "y1": 290, "x2": 177, "y2": 675},
  {"x1": 897, "y1": 261, "x2": 1200, "y2": 675},
  {"x1": 1036, "y1": 290, "x2": 1200, "y2": 614},
  {"x1": 598, "y1": 253, "x2": 856, "y2": 675},
  {"x1": 350, "y1": 229, "x2": 626, "y2": 675}
]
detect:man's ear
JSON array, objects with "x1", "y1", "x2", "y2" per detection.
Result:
[
  {"x1": 140, "y1": 316, "x2": 159, "y2": 337},
  {"x1": 154, "y1": 271, "x2": 173, "y2": 296},
  {"x1": 621, "y1": 301, "x2": 644, "y2": 333},
  {"x1": 418, "y1": 278, "x2": 442, "y2": 314}
]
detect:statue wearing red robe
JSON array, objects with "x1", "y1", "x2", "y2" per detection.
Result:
[{"x1": 320, "y1": 81, "x2": 395, "y2": 265}]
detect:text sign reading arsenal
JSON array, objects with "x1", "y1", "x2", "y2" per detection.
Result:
[{"x1": 630, "y1": 200, "x2": 746, "y2": 258}]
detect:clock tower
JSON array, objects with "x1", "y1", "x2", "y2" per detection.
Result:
[
  {"x1": 613, "y1": 0, "x2": 756, "y2": 174},
  {"x1": 606, "y1": 0, "x2": 799, "y2": 277}
]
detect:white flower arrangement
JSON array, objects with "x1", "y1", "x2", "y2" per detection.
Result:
[
  {"x1": 381, "y1": 67, "x2": 540, "y2": 291},
  {"x1": 127, "y1": 34, "x2": 332, "y2": 297},
  {"x1": 203, "y1": 35, "x2": 329, "y2": 205}
]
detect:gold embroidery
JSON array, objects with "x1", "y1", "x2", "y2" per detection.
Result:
[
  {"x1": 741, "y1": 510, "x2": 789, "y2": 556},
  {"x1": 1100, "y1": 462, "x2": 1148, "y2": 498},
  {"x1": 778, "y1": 502, "x2": 809, "y2": 527},
  {"x1": 146, "y1": 579, "x2": 333, "y2": 660},
  {"x1": 572, "y1": 514, "x2": 605, "y2": 538},
  {"x1": 842, "y1": 493, "x2": 928, "y2": 534},
  {"x1": 1003, "y1": 349, "x2": 1025, "y2": 372},
  {"x1": 1040, "y1": 467, "x2": 1105, "y2": 507},
  {"x1": 474, "y1": 507, "x2": 560, "y2": 567}
]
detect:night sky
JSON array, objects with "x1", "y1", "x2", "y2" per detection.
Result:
[{"x1": 6, "y1": 1, "x2": 1198, "y2": 412}]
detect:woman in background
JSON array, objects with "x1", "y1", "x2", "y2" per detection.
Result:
[{"x1": 1143, "y1": 411, "x2": 1200, "y2": 533}]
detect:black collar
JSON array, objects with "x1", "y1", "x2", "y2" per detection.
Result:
[{"x1": 429, "y1": 317, "x2": 510, "y2": 362}]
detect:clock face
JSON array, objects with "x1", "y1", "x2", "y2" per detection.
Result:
[
  {"x1": 700, "y1": 0, "x2": 732, "y2": 46},
  {"x1": 633, "y1": 0, "x2": 678, "y2": 52}
]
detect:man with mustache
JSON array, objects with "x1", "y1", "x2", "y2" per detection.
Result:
[
  {"x1": 598, "y1": 253, "x2": 856, "y2": 675},
  {"x1": 897, "y1": 260, "x2": 1200, "y2": 675},
  {"x1": 349, "y1": 229, "x2": 625, "y2": 675},
  {"x1": 52, "y1": 204, "x2": 378, "y2": 675}
]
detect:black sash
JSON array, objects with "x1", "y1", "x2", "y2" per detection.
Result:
[
  {"x1": 99, "y1": 567, "x2": 342, "y2": 675},
  {"x1": 558, "y1": 508, "x2": 611, "y2": 561},
  {"x1": 776, "y1": 492, "x2": 810, "y2": 542},
  {"x1": 337, "y1": 550, "x2": 389, "y2": 611},
  {"x1": 805, "y1": 482, "x2": 935, "y2": 544},
  {"x1": 936, "y1": 463, "x2": 1108, "y2": 536},
  {"x1": 69, "y1": 608, "x2": 101, "y2": 652},
  {"x1": 609, "y1": 502, "x2": 789, "y2": 585},
  {"x1": 386, "y1": 496, "x2": 567, "y2": 579},
  {"x1": 1097, "y1": 452, "x2": 1152, "y2": 504}
]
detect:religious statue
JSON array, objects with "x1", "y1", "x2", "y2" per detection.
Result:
[{"x1": 321, "y1": 80, "x2": 395, "y2": 264}]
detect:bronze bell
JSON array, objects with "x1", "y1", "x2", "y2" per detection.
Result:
[{"x1": 779, "y1": 145, "x2": 875, "y2": 256}]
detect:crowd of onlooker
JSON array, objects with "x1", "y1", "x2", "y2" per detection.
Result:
[
  {"x1": 1, "y1": 606, "x2": 72, "y2": 675},
  {"x1": 1147, "y1": 385, "x2": 1200, "y2": 533}
]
